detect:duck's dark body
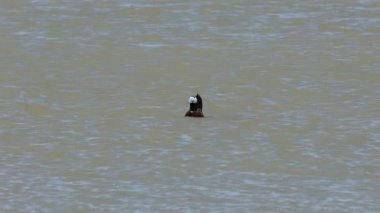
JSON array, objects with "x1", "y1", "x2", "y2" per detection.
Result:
[{"x1": 185, "y1": 93, "x2": 204, "y2": 117}]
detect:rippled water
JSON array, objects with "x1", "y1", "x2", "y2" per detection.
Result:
[{"x1": 1, "y1": 0, "x2": 379, "y2": 212}]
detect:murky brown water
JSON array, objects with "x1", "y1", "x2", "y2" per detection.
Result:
[{"x1": 1, "y1": 0, "x2": 379, "y2": 212}]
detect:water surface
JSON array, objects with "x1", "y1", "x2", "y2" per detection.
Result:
[{"x1": 1, "y1": 0, "x2": 379, "y2": 212}]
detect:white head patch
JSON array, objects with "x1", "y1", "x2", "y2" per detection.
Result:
[{"x1": 188, "y1": 96, "x2": 197, "y2": 104}]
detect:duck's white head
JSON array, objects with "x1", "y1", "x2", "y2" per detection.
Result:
[{"x1": 188, "y1": 96, "x2": 197, "y2": 104}]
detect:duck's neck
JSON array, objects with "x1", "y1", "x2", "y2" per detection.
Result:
[{"x1": 189, "y1": 103, "x2": 197, "y2": 111}]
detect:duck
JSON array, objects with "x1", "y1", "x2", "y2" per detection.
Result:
[{"x1": 185, "y1": 93, "x2": 204, "y2": 117}]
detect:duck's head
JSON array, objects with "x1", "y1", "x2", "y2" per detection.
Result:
[{"x1": 188, "y1": 96, "x2": 198, "y2": 111}]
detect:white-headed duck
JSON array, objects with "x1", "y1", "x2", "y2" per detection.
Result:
[{"x1": 185, "y1": 93, "x2": 204, "y2": 117}]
